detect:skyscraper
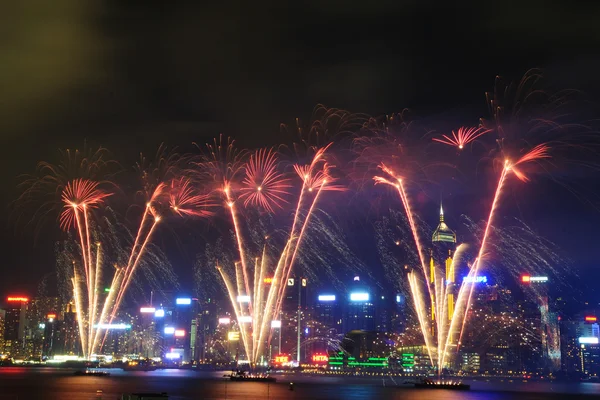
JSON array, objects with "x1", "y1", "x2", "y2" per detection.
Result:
[
  {"x1": 430, "y1": 203, "x2": 456, "y2": 339},
  {"x1": 3, "y1": 297, "x2": 29, "y2": 357},
  {"x1": 344, "y1": 276, "x2": 375, "y2": 332},
  {"x1": 281, "y1": 277, "x2": 308, "y2": 362},
  {"x1": 314, "y1": 293, "x2": 341, "y2": 335}
]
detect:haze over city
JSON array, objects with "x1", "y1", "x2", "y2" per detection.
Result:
[{"x1": 1, "y1": 1, "x2": 600, "y2": 399}]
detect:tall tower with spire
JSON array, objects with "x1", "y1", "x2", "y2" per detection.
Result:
[{"x1": 430, "y1": 202, "x2": 457, "y2": 335}]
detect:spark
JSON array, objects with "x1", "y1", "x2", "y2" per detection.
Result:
[
  {"x1": 432, "y1": 126, "x2": 491, "y2": 150},
  {"x1": 209, "y1": 142, "x2": 339, "y2": 365},
  {"x1": 169, "y1": 177, "x2": 214, "y2": 217},
  {"x1": 239, "y1": 148, "x2": 291, "y2": 212}
]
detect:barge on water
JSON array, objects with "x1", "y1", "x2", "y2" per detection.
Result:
[
  {"x1": 226, "y1": 370, "x2": 277, "y2": 382},
  {"x1": 413, "y1": 378, "x2": 470, "y2": 390}
]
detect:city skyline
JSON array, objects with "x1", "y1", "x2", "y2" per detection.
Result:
[{"x1": 4, "y1": 2, "x2": 600, "y2": 397}]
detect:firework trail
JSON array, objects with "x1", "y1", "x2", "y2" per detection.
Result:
[
  {"x1": 355, "y1": 113, "x2": 459, "y2": 374},
  {"x1": 18, "y1": 144, "x2": 190, "y2": 358},
  {"x1": 194, "y1": 137, "x2": 340, "y2": 364},
  {"x1": 194, "y1": 209, "x2": 368, "y2": 306},
  {"x1": 102, "y1": 153, "x2": 208, "y2": 349},
  {"x1": 461, "y1": 216, "x2": 571, "y2": 368},
  {"x1": 358, "y1": 71, "x2": 588, "y2": 375},
  {"x1": 432, "y1": 126, "x2": 491, "y2": 150},
  {"x1": 57, "y1": 179, "x2": 113, "y2": 357}
]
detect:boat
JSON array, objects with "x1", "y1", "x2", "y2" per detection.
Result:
[
  {"x1": 122, "y1": 360, "x2": 158, "y2": 371},
  {"x1": 413, "y1": 378, "x2": 470, "y2": 390},
  {"x1": 74, "y1": 368, "x2": 111, "y2": 376},
  {"x1": 227, "y1": 370, "x2": 277, "y2": 382}
]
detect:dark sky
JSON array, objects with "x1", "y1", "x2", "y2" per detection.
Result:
[{"x1": 2, "y1": 1, "x2": 600, "y2": 300}]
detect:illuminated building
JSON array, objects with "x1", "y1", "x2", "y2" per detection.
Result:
[
  {"x1": 0, "y1": 310, "x2": 5, "y2": 354},
  {"x1": 344, "y1": 276, "x2": 375, "y2": 332},
  {"x1": 56, "y1": 301, "x2": 80, "y2": 355},
  {"x1": 196, "y1": 298, "x2": 217, "y2": 362},
  {"x1": 390, "y1": 294, "x2": 406, "y2": 333},
  {"x1": 580, "y1": 343, "x2": 600, "y2": 377},
  {"x1": 27, "y1": 297, "x2": 61, "y2": 359},
  {"x1": 328, "y1": 351, "x2": 388, "y2": 369},
  {"x1": 396, "y1": 345, "x2": 431, "y2": 373},
  {"x1": 375, "y1": 295, "x2": 392, "y2": 333},
  {"x1": 461, "y1": 352, "x2": 481, "y2": 374},
  {"x1": 281, "y1": 277, "x2": 308, "y2": 362},
  {"x1": 42, "y1": 313, "x2": 58, "y2": 358},
  {"x1": 3, "y1": 296, "x2": 29, "y2": 357},
  {"x1": 520, "y1": 275, "x2": 560, "y2": 371},
  {"x1": 561, "y1": 313, "x2": 600, "y2": 377},
  {"x1": 483, "y1": 344, "x2": 516, "y2": 375},
  {"x1": 165, "y1": 296, "x2": 199, "y2": 361},
  {"x1": 430, "y1": 202, "x2": 456, "y2": 338},
  {"x1": 314, "y1": 293, "x2": 341, "y2": 335}
]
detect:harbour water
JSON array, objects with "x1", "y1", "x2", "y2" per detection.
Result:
[{"x1": 0, "y1": 367, "x2": 598, "y2": 399}]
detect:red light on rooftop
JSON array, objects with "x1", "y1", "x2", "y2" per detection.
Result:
[
  {"x1": 7, "y1": 296, "x2": 29, "y2": 302},
  {"x1": 585, "y1": 316, "x2": 597, "y2": 322},
  {"x1": 521, "y1": 276, "x2": 530, "y2": 283}
]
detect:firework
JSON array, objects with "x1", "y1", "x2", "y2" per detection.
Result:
[
  {"x1": 364, "y1": 71, "x2": 589, "y2": 377},
  {"x1": 195, "y1": 140, "x2": 338, "y2": 365},
  {"x1": 19, "y1": 145, "x2": 188, "y2": 359},
  {"x1": 169, "y1": 177, "x2": 214, "y2": 217},
  {"x1": 432, "y1": 126, "x2": 491, "y2": 150},
  {"x1": 239, "y1": 148, "x2": 291, "y2": 212}
]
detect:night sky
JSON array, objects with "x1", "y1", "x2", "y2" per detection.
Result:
[{"x1": 2, "y1": 1, "x2": 600, "y2": 301}]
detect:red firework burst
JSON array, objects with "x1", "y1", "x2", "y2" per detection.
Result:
[
  {"x1": 239, "y1": 148, "x2": 291, "y2": 212},
  {"x1": 60, "y1": 179, "x2": 111, "y2": 230},
  {"x1": 506, "y1": 144, "x2": 551, "y2": 182},
  {"x1": 194, "y1": 134, "x2": 247, "y2": 191},
  {"x1": 169, "y1": 177, "x2": 214, "y2": 217},
  {"x1": 293, "y1": 144, "x2": 342, "y2": 192},
  {"x1": 432, "y1": 126, "x2": 491, "y2": 149}
]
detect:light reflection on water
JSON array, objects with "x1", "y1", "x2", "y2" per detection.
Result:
[{"x1": 0, "y1": 368, "x2": 598, "y2": 399}]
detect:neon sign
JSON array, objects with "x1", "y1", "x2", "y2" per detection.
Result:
[
  {"x1": 7, "y1": 297, "x2": 28, "y2": 302},
  {"x1": 93, "y1": 323, "x2": 131, "y2": 330},
  {"x1": 271, "y1": 320, "x2": 281, "y2": 328},
  {"x1": 350, "y1": 292, "x2": 369, "y2": 301},
  {"x1": 522, "y1": 275, "x2": 548, "y2": 283},
  {"x1": 463, "y1": 276, "x2": 488, "y2": 284},
  {"x1": 237, "y1": 295, "x2": 250, "y2": 303},
  {"x1": 318, "y1": 295, "x2": 336, "y2": 302},
  {"x1": 274, "y1": 354, "x2": 290, "y2": 364}
]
